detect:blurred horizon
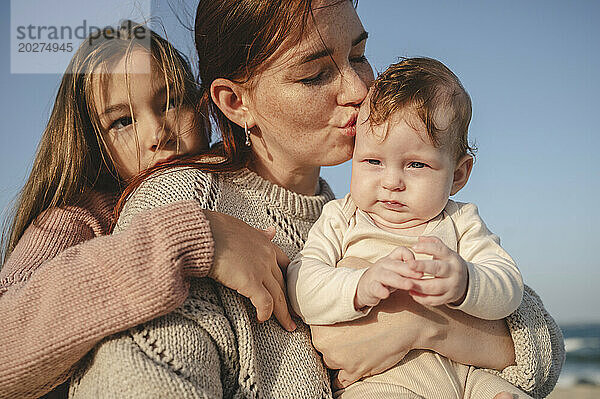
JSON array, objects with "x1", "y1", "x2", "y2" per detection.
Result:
[{"x1": 1, "y1": 0, "x2": 599, "y2": 324}]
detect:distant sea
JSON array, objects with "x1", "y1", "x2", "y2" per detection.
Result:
[{"x1": 557, "y1": 323, "x2": 600, "y2": 387}]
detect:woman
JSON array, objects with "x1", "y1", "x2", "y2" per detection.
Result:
[{"x1": 69, "y1": 1, "x2": 563, "y2": 398}]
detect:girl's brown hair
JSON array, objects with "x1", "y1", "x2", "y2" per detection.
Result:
[
  {"x1": 1, "y1": 21, "x2": 208, "y2": 263},
  {"x1": 117, "y1": 0, "x2": 355, "y2": 217}
]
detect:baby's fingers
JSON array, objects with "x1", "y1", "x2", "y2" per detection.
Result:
[
  {"x1": 387, "y1": 246, "x2": 416, "y2": 263},
  {"x1": 377, "y1": 270, "x2": 417, "y2": 291},
  {"x1": 408, "y1": 278, "x2": 449, "y2": 297},
  {"x1": 409, "y1": 291, "x2": 450, "y2": 307},
  {"x1": 393, "y1": 261, "x2": 423, "y2": 279},
  {"x1": 408, "y1": 259, "x2": 448, "y2": 277},
  {"x1": 413, "y1": 236, "x2": 451, "y2": 259}
]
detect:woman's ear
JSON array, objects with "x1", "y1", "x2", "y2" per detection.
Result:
[
  {"x1": 450, "y1": 155, "x2": 474, "y2": 195},
  {"x1": 210, "y1": 78, "x2": 255, "y2": 128}
]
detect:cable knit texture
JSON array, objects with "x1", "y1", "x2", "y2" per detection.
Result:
[
  {"x1": 69, "y1": 167, "x2": 335, "y2": 399},
  {"x1": 68, "y1": 167, "x2": 563, "y2": 398},
  {"x1": 488, "y1": 286, "x2": 565, "y2": 398},
  {"x1": 0, "y1": 190, "x2": 214, "y2": 399}
]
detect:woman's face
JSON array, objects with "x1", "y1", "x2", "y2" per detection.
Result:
[{"x1": 245, "y1": 0, "x2": 374, "y2": 172}]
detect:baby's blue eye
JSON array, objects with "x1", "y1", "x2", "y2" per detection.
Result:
[
  {"x1": 366, "y1": 159, "x2": 381, "y2": 166},
  {"x1": 408, "y1": 161, "x2": 426, "y2": 168}
]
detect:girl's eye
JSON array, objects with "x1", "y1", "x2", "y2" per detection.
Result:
[
  {"x1": 167, "y1": 97, "x2": 179, "y2": 110},
  {"x1": 110, "y1": 116, "x2": 133, "y2": 130},
  {"x1": 408, "y1": 161, "x2": 427, "y2": 169},
  {"x1": 366, "y1": 159, "x2": 381, "y2": 166}
]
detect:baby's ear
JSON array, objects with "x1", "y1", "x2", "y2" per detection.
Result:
[{"x1": 450, "y1": 155, "x2": 473, "y2": 195}]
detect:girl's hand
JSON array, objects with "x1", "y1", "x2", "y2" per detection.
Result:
[
  {"x1": 203, "y1": 210, "x2": 296, "y2": 332},
  {"x1": 354, "y1": 246, "x2": 421, "y2": 309},
  {"x1": 407, "y1": 236, "x2": 469, "y2": 306}
]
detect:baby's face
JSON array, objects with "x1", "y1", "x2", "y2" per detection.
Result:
[{"x1": 350, "y1": 102, "x2": 458, "y2": 231}]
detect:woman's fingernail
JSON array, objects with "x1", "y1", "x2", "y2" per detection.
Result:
[{"x1": 289, "y1": 321, "x2": 297, "y2": 331}]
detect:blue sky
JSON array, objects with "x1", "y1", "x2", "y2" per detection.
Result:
[{"x1": 1, "y1": 0, "x2": 599, "y2": 323}]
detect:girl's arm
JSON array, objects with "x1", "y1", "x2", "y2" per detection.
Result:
[
  {"x1": 311, "y1": 258, "x2": 564, "y2": 397},
  {"x1": 0, "y1": 199, "x2": 213, "y2": 399}
]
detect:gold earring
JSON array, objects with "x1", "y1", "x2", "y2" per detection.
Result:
[{"x1": 244, "y1": 122, "x2": 251, "y2": 147}]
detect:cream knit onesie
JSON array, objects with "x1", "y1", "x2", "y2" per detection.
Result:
[{"x1": 287, "y1": 195, "x2": 530, "y2": 398}]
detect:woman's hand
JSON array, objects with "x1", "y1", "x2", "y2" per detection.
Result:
[
  {"x1": 312, "y1": 288, "x2": 424, "y2": 389},
  {"x1": 203, "y1": 210, "x2": 296, "y2": 332}
]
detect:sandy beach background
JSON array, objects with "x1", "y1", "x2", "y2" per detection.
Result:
[{"x1": 548, "y1": 385, "x2": 600, "y2": 399}]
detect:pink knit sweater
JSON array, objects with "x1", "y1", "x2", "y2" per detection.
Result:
[{"x1": 0, "y1": 190, "x2": 214, "y2": 399}]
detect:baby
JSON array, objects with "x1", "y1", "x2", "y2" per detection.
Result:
[{"x1": 288, "y1": 58, "x2": 529, "y2": 398}]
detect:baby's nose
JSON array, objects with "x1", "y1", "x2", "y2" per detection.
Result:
[{"x1": 381, "y1": 171, "x2": 405, "y2": 191}]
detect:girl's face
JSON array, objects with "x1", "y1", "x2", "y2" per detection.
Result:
[
  {"x1": 245, "y1": 0, "x2": 374, "y2": 173},
  {"x1": 93, "y1": 49, "x2": 207, "y2": 181}
]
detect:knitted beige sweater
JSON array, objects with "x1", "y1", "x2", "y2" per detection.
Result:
[
  {"x1": 69, "y1": 168, "x2": 335, "y2": 398},
  {"x1": 69, "y1": 167, "x2": 563, "y2": 398}
]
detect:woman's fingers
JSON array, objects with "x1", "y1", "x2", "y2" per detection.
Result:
[
  {"x1": 263, "y1": 275, "x2": 296, "y2": 331},
  {"x1": 333, "y1": 369, "x2": 361, "y2": 389},
  {"x1": 260, "y1": 225, "x2": 277, "y2": 241},
  {"x1": 273, "y1": 244, "x2": 291, "y2": 269},
  {"x1": 239, "y1": 273, "x2": 296, "y2": 331},
  {"x1": 242, "y1": 282, "x2": 274, "y2": 323},
  {"x1": 261, "y1": 226, "x2": 291, "y2": 269}
]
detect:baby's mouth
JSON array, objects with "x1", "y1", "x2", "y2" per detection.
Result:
[{"x1": 380, "y1": 200, "x2": 406, "y2": 211}]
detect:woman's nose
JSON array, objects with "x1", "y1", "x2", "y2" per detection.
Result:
[{"x1": 337, "y1": 65, "x2": 369, "y2": 107}]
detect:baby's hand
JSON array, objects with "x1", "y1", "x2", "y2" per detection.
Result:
[
  {"x1": 406, "y1": 236, "x2": 468, "y2": 307},
  {"x1": 354, "y1": 246, "x2": 422, "y2": 309}
]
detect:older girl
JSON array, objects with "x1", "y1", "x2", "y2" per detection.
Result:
[{"x1": 69, "y1": 1, "x2": 563, "y2": 398}]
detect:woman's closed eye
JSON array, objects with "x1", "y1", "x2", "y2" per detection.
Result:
[
  {"x1": 299, "y1": 69, "x2": 332, "y2": 86},
  {"x1": 350, "y1": 54, "x2": 368, "y2": 65}
]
